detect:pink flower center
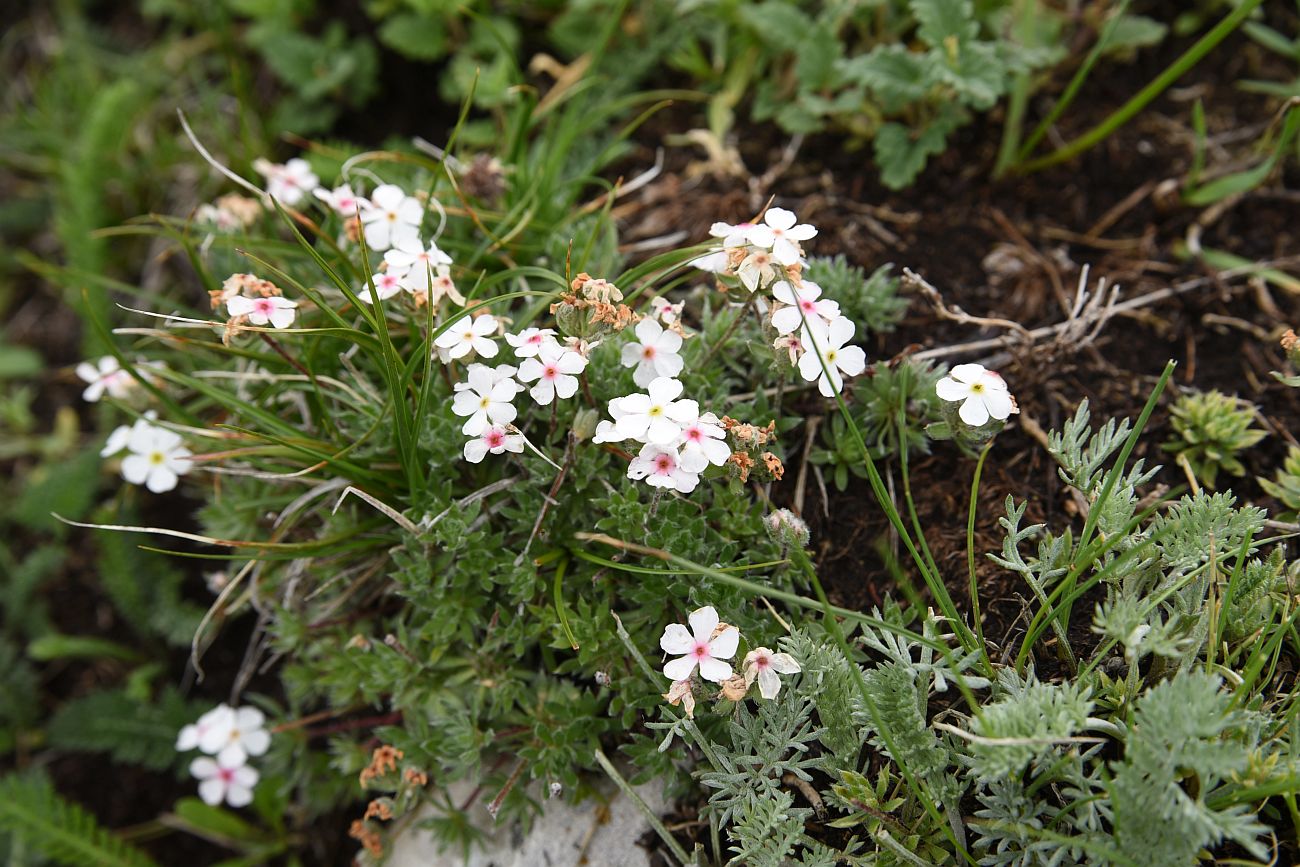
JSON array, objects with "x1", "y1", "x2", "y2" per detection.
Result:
[
  {"x1": 685, "y1": 427, "x2": 702, "y2": 442},
  {"x1": 654, "y1": 453, "x2": 676, "y2": 474},
  {"x1": 528, "y1": 334, "x2": 544, "y2": 345},
  {"x1": 642, "y1": 346, "x2": 656, "y2": 359},
  {"x1": 753, "y1": 654, "x2": 770, "y2": 670},
  {"x1": 800, "y1": 299, "x2": 816, "y2": 312},
  {"x1": 218, "y1": 767, "x2": 235, "y2": 783},
  {"x1": 692, "y1": 642, "x2": 709, "y2": 658},
  {"x1": 543, "y1": 365, "x2": 558, "y2": 379},
  {"x1": 485, "y1": 430, "x2": 504, "y2": 448},
  {"x1": 254, "y1": 299, "x2": 275, "y2": 316}
]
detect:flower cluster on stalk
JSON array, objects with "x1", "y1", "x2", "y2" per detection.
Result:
[
  {"x1": 657, "y1": 605, "x2": 801, "y2": 717},
  {"x1": 176, "y1": 704, "x2": 272, "y2": 808}
]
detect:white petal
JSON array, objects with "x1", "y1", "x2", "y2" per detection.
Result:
[
  {"x1": 647, "y1": 377, "x2": 683, "y2": 403},
  {"x1": 982, "y1": 389, "x2": 1014, "y2": 421},
  {"x1": 660, "y1": 623, "x2": 694, "y2": 654},
  {"x1": 772, "y1": 237, "x2": 801, "y2": 266},
  {"x1": 757, "y1": 668, "x2": 782, "y2": 699},
  {"x1": 189, "y1": 757, "x2": 217, "y2": 778},
  {"x1": 197, "y1": 778, "x2": 226, "y2": 806},
  {"x1": 949, "y1": 363, "x2": 986, "y2": 384},
  {"x1": 770, "y1": 281, "x2": 796, "y2": 305},
  {"x1": 836, "y1": 345, "x2": 866, "y2": 377},
  {"x1": 121, "y1": 454, "x2": 152, "y2": 485},
  {"x1": 240, "y1": 729, "x2": 270, "y2": 757},
  {"x1": 765, "y1": 207, "x2": 796, "y2": 231},
  {"x1": 217, "y1": 743, "x2": 248, "y2": 768},
  {"x1": 959, "y1": 395, "x2": 990, "y2": 427},
  {"x1": 634, "y1": 317, "x2": 661, "y2": 343},
  {"x1": 697, "y1": 657, "x2": 733, "y2": 684},
  {"x1": 225, "y1": 783, "x2": 254, "y2": 808},
  {"x1": 621, "y1": 342, "x2": 643, "y2": 367},
  {"x1": 935, "y1": 377, "x2": 970, "y2": 402},
  {"x1": 706, "y1": 625, "x2": 739, "y2": 660},
  {"x1": 771, "y1": 307, "x2": 802, "y2": 335},
  {"x1": 646, "y1": 416, "x2": 682, "y2": 445},
  {"x1": 655, "y1": 354, "x2": 684, "y2": 379},
  {"x1": 176, "y1": 724, "x2": 199, "y2": 751},
  {"x1": 663, "y1": 655, "x2": 698, "y2": 682},
  {"x1": 688, "y1": 606, "x2": 719, "y2": 642},
  {"x1": 145, "y1": 466, "x2": 179, "y2": 494},
  {"x1": 464, "y1": 439, "x2": 489, "y2": 463},
  {"x1": 769, "y1": 652, "x2": 801, "y2": 674}
]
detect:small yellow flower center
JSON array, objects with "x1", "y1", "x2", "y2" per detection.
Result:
[
  {"x1": 479, "y1": 397, "x2": 490, "y2": 409},
  {"x1": 149, "y1": 451, "x2": 165, "y2": 465},
  {"x1": 970, "y1": 383, "x2": 985, "y2": 394},
  {"x1": 648, "y1": 406, "x2": 663, "y2": 417}
]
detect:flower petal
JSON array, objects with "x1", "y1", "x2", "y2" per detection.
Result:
[
  {"x1": 949, "y1": 363, "x2": 986, "y2": 384},
  {"x1": 959, "y1": 395, "x2": 990, "y2": 426},
  {"x1": 706, "y1": 625, "x2": 739, "y2": 660},
  {"x1": 663, "y1": 655, "x2": 698, "y2": 682},
  {"x1": 660, "y1": 623, "x2": 694, "y2": 654},
  {"x1": 697, "y1": 657, "x2": 733, "y2": 684},
  {"x1": 935, "y1": 376, "x2": 969, "y2": 401},
  {"x1": 688, "y1": 606, "x2": 719, "y2": 642}
]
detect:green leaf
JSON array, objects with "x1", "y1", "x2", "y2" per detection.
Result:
[
  {"x1": 172, "y1": 798, "x2": 273, "y2": 845},
  {"x1": 838, "y1": 45, "x2": 933, "y2": 114},
  {"x1": 873, "y1": 108, "x2": 965, "y2": 189},
  {"x1": 0, "y1": 774, "x2": 159, "y2": 867},
  {"x1": 47, "y1": 688, "x2": 199, "y2": 771},
  {"x1": 744, "y1": 1, "x2": 814, "y2": 51},
  {"x1": 377, "y1": 13, "x2": 448, "y2": 61},
  {"x1": 0, "y1": 343, "x2": 42, "y2": 379},
  {"x1": 1101, "y1": 14, "x2": 1169, "y2": 55},
  {"x1": 911, "y1": 0, "x2": 977, "y2": 47},
  {"x1": 28, "y1": 634, "x2": 144, "y2": 663},
  {"x1": 13, "y1": 446, "x2": 101, "y2": 532}
]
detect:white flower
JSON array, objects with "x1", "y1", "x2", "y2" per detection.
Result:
[
  {"x1": 797, "y1": 316, "x2": 867, "y2": 398},
  {"x1": 360, "y1": 184, "x2": 422, "y2": 252},
  {"x1": 709, "y1": 220, "x2": 757, "y2": 248},
  {"x1": 613, "y1": 377, "x2": 698, "y2": 445},
  {"x1": 359, "y1": 272, "x2": 404, "y2": 304},
  {"x1": 313, "y1": 183, "x2": 369, "y2": 216},
  {"x1": 742, "y1": 647, "x2": 801, "y2": 699},
  {"x1": 254, "y1": 158, "x2": 319, "y2": 206},
  {"x1": 464, "y1": 424, "x2": 525, "y2": 463},
  {"x1": 936, "y1": 363, "x2": 1018, "y2": 427},
  {"x1": 435, "y1": 314, "x2": 500, "y2": 360},
  {"x1": 505, "y1": 327, "x2": 558, "y2": 358},
  {"x1": 676, "y1": 412, "x2": 730, "y2": 471},
  {"x1": 650, "y1": 297, "x2": 684, "y2": 326},
  {"x1": 76, "y1": 356, "x2": 136, "y2": 402},
  {"x1": 745, "y1": 207, "x2": 816, "y2": 266},
  {"x1": 424, "y1": 265, "x2": 465, "y2": 307},
  {"x1": 190, "y1": 756, "x2": 259, "y2": 808},
  {"x1": 226, "y1": 295, "x2": 298, "y2": 329},
  {"x1": 120, "y1": 422, "x2": 193, "y2": 494},
  {"x1": 659, "y1": 606, "x2": 739, "y2": 684},
  {"x1": 737, "y1": 248, "x2": 779, "y2": 293},
  {"x1": 384, "y1": 238, "x2": 453, "y2": 295},
  {"x1": 592, "y1": 419, "x2": 624, "y2": 444},
  {"x1": 770, "y1": 280, "x2": 840, "y2": 335},
  {"x1": 452, "y1": 363, "x2": 520, "y2": 435},
  {"x1": 620, "y1": 317, "x2": 684, "y2": 387},
  {"x1": 197, "y1": 704, "x2": 271, "y2": 768},
  {"x1": 628, "y1": 443, "x2": 700, "y2": 493},
  {"x1": 518, "y1": 341, "x2": 587, "y2": 405},
  {"x1": 773, "y1": 332, "x2": 805, "y2": 365},
  {"x1": 176, "y1": 703, "x2": 232, "y2": 752}
]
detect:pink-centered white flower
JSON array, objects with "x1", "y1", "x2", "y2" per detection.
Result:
[
  {"x1": 628, "y1": 443, "x2": 700, "y2": 493},
  {"x1": 120, "y1": 421, "x2": 193, "y2": 494},
  {"x1": 518, "y1": 341, "x2": 586, "y2": 406},
  {"x1": 737, "y1": 248, "x2": 779, "y2": 293},
  {"x1": 384, "y1": 238, "x2": 452, "y2": 295},
  {"x1": 452, "y1": 363, "x2": 520, "y2": 435},
  {"x1": 505, "y1": 327, "x2": 558, "y2": 359},
  {"x1": 360, "y1": 272, "x2": 404, "y2": 304},
  {"x1": 621, "y1": 317, "x2": 684, "y2": 387},
  {"x1": 676, "y1": 411, "x2": 730, "y2": 472},
  {"x1": 313, "y1": 183, "x2": 369, "y2": 216},
  {"x1": 253, "y1": 157, "x2": 318, "y2": 206},
  {"x1": 76, "y1": 356, "x2": 136, "y2": 402},
  {"x1": 770, "y1": 280, "x2": 840, "y2": 335},
  {"x1": 650, "y1": 297, "x2": 684, "y2": 326},
  {"x1": 226, "y1": 295, "x2": 298, "y2": 329},
  {"x1": 936, "y1": 363, "x2": 1018, "y2": 427},
  {"x1": 191, "y1": 755, "x2": 259, "y2": 808},
  {"x1": 464, "y1": 424, "x2": 524, "y2": 463},
  {"x1": 659, "y1": 606, "x2": 739, "y2": 684},
  {"x1": 435, "y1": 314, "x2": 500, "y2": 360},
  {"x1": 197, "y1": 705, "x2": 271, "y2": 768},
  {"x1": 797, "y1": 317, "x2": 867, "y2": 398},
  {"x1": 360, "y1": 184, "x2": 421, "y2": 251},
  {"x1": 613, "y1": 377, "x2": 698, "y2": 445},
  {"x1": 745, "y1": 207, "x2": 816, "y2": 266},
  {"x1": 742, "y1": 647, "x2": 801, "y2": 700},
  {"x1": 424, "y1": 266, "x2": 465, "y2": 307},
  {"x1": 176, "y1": 703, "x2": 233, "y2": 752}
]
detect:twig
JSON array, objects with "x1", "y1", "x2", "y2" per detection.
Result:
[
  {"x1": 793, "y1": 415, "x2": 823, "y2": 518},
  {"x1": 903, "y1": 268, "x2": 1033, "y2": 340}
]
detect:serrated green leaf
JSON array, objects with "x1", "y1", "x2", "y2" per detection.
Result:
[
  {"x1": 838, "y1": 45, "x2": 933, "y2": 113},
  {"x1": 911, "y1": 0, "x2": 977, "y2": 47},
  {"x1": 377, "y1": 13, "x2": 448, "y2": 61},
  {"x1": 744, "y1": 1, "x2": 814, "y2": 51},
  {"x1": 47, "y1": 688, "x2": 199, "y2": 771},
  {"x1": 0, "y1": 774, "x2": 159, "y2": 867}
]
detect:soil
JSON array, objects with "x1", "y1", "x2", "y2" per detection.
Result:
[{"x1": 8, "y1": 1, "x2": 1300, "y2": 865}]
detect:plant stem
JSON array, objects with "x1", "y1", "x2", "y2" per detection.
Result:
[
  {"x1": 967, "y1": 442, "x2": 992, "y2": 657},
  {"x1": 698, "y1": 293, "x2": 757, "y2": 370},
  {"x1": 1019, "y1": 0, "x2": 1265, "y2": 172}
]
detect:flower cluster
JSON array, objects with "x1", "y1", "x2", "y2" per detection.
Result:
[
  {"x1": 176, "y1": 704, "x2": 272, "y2": 808},
  {"x1": 698, "y1": 208, "x2": 866, "y2": 397},
  {"x1": 658, "y1": 605, "x2": 800, "y2": 717},
  {"x1": 450, "y1": 324, "x2": 591, "y2": 463}
]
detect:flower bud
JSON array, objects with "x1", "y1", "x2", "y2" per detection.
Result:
[
  {"x1": 572, "y1": 407, "x2": 600, "y2": 442},
  {"x1": 764, "y1": 508, "x2": 810, "y2": 549}
]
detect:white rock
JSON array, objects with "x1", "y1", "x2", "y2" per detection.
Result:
[{"x1": 387, "y1": 778, "x2": 667, "y2": 867}]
